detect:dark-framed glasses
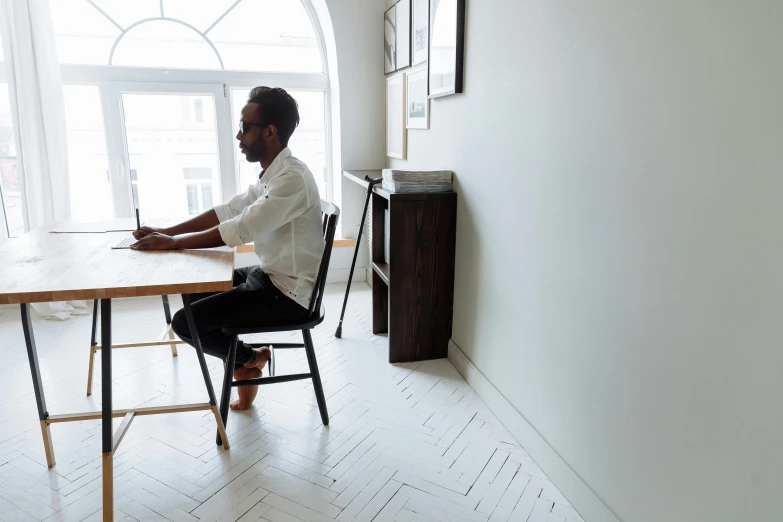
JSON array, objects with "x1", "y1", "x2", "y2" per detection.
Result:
[{"x1": 238, "y1": 121, "x2": 271, "y2": 135}]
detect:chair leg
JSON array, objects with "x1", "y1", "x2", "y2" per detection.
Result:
[
  {"x1": 86, "y1": 299, "x2": 99, "y2": 396},
  {"x1": 217, "y1": 335, "x2": 238, "y2": 445},
  {"x1": 302, "y1": 329, "x2": 329, "y2": 426},
  {"x1": 161, "y1": 296, "x2": 178, "y2": 357}
]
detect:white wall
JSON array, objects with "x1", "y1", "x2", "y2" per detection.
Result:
[
  {"x1": 389, "y1": 1, "x2": 783, "y2": 521},
  {"x1": 321, "y1": 0, "x2": 385, "y2": 280}
]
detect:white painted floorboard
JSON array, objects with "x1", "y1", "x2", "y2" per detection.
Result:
[{"x1": 0, "y1": 283, "x2": 583, "y2": 522}]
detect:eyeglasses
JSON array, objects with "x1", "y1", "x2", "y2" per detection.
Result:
[{"x1": 238, "y1": 121, "x2": 271, "y2": 135}]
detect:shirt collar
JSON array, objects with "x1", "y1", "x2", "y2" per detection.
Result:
[{"x1": 259, "y1": 147, "x2": 292, "y2": 182}]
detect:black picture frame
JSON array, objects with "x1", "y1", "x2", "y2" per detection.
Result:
[
  {"x1": 428, "y1": 0, "x2": 466, "y2": 98},
  {"x1": 384, "y1": 4, "x2": 397, "y2": 75}
]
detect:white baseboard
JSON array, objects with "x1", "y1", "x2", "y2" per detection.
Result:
[
  {"x1": 448, "y1": 340, "x2": 620, "y2": 522},
  {"x1": 326, "y1": 266, "x2": 367, "y2": 284}
]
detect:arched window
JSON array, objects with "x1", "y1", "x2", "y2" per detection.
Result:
[{"x1": 49, "y1": 0, "x2": 335, "y2": 222}]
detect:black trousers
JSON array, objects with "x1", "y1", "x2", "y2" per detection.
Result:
[{"x1": 171, "y1": 266, "x2": 308, "y2": 366}]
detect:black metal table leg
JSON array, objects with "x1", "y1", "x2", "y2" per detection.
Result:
[
  {"x1": 91, "y1": 299, "x2": 99, "y2": 346},
  {"x1": 181, "y1": 294, "x2": 230, "y2": 448},
  {"x1": 21, "y1": 304, "x2": 55, "y2": 467},
  {"x1": 87, "y1": 300, "x2": 99, "y2": 396},
  {"x1": 161, "y1": 295, "x2": 172, "y2": 324},
  {"x1": 100, "y1": 299, "x2": 113, "y2": 519},
  {"x1": 161, "y1": 295, "x2": 178, "y2": 356}
]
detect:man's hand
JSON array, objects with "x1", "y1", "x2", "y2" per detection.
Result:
[
  {"x1": 130, "y1": 232, "x2": 179, "y2": 251},
  {"x1": 133, "y1": 226, "x2": 169, "y2": 240}
]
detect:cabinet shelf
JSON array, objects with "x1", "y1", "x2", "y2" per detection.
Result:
[{"x1": 372, "y1": 262, "x2": 390, "y2": 286}]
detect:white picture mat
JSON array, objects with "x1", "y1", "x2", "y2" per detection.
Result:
[
  {"x1": 396, "y1": 0, "x2": 411, "y2": 69},
  {"x1": 412, "y1": 0, "x2": 429, "y2": 65},
  {"x1": 384, "y1": 4, "x2": 397, "y2": 74},
  {"x1": 429, "y1": 0, "x2": 458, "y2": 97},
  {"x1": 386, "y1": 74, "x2": 407, "y2": 159},
  {"x1": 406, "y1": 66, "x2": 429, "y2": 129}
]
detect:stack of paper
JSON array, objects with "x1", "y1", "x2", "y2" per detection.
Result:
[{"x1": 381, "y1": 169, "x2": 453, "y2": 193}]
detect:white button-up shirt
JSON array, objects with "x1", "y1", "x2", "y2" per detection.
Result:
[{"x1": 213, "y1": 148, "x2": 325, "y2": 309}]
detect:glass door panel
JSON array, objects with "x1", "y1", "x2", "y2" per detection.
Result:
[
  {"x1": 63, "y1": 85, "x2": 113, "y2": 221},
  {"x1": 230, "y1": 88, "x2": 326, "y2": 198},
  {"x1": 121, "y1": 92, "x2": 220, "y2": 218},
  {"x1": 104, "y1": 82, "x2": 235, "y2": 219}
]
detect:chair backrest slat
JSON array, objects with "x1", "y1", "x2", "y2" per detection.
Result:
[{"x1": 307, "y1": 200, "x2": 340, "y2": 317}]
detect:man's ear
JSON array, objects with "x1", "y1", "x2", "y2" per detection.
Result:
[{"x1": 265, "y1": 125, "x2": 278, "y2": 142}]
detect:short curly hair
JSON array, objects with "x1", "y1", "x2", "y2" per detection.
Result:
[{"x1": 247, "y1": 86, "x2": 300, "y2": 147}]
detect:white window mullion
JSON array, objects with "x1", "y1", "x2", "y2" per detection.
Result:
[
  {"x1": 215, "y1": 83, "x2": 237, "y2": 201},
  {"x1": 60, "y1": 65, "x2": 329, "y2": 91},
  {"x1": 100, "y1": 81, "x2": 133, "y2": 217}
]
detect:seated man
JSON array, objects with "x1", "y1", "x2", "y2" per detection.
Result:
[{"x1": 131, "y1": 86, "x2": 325, "y2": 410}]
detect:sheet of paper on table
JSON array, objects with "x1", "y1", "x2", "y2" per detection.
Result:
[{"x1": 50, "y1": 218, "x2": 141, "y2": 233}]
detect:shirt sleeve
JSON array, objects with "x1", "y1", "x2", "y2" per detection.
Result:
[
  {"x1": 213, "y1": 182, "x2": 261, "y2": 223},
  {"x1": 217, "y1": 173, "x2": 310, "y2": 248}
]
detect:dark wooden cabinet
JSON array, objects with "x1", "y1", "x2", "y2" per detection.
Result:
[{"x1": 345, "y1": 171, "x2": 457, "y2": 363}]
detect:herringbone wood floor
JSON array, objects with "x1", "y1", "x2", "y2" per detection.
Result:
[{"x1": 0, "y1": 283, "x2": 583, "y2": 522}]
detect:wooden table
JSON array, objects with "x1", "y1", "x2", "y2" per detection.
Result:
[{"x1": 0, "y1": 221, "x2": 235, "y2": 521}]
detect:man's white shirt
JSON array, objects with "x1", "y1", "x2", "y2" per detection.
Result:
[{"x1": 213, "y1": 148, "x2": 325, "y2": 309}]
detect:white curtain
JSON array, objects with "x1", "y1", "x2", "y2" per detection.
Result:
[
  {"x1": 1, "y1": 0, "x2": 85, "y2": 320},
  {"x1": 0, "y1": 0, "x2": 70, "y2": 227}
]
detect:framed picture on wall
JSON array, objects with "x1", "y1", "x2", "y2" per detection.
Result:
[
  {"x1": 429, "y1": 0, "x2": 466, "y2": 98},
  {"x1": 387, "y1": 73, "x2": 407, "y2": 159},
  {"x1": 384, "y1": 4, "x2": 397, "y2": 74},
  {"x1": 412, "y1": 0, "x2": 429, "y2": 65},
  {"x1": 406, "y1": 66, "x2": 429, "y2": 129},
  {"x1": 396, "y1": 0, "x2": 412, "y2": 70}
]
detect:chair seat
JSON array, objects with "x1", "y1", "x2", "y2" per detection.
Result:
[{"x1": 221, "y1": 304, "x2": 325, "y2": 335}]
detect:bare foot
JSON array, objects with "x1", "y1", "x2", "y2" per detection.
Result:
[
  {"x1": 230, "y1": 366, "x2": 261, "y2": 410},
  {"x1": 229, "y1": 347, "x2": 272, "y2": 411}
]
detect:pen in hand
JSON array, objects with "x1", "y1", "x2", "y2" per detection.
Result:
[{"x1": 135, "y1": 208, "x2": 141, "y2": 231}]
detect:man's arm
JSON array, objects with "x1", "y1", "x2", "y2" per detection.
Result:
[
  {"x1": 130, "y1": 225, "x2": 225, "y2": 251},
  {"x1": 132, "y1": 174, "x2": 306, "y2": 252},
  {"x1": 134, "y1": 209, "x2": 219, "y2": 240}
]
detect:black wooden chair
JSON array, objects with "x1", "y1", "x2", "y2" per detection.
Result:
[{"x1": 215, "y1": 199, "x2": 340, "y2": 444}]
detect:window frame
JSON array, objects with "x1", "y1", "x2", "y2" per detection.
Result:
[
  {"x1": 1, "y1": 0, "x2": 336, "y2": 232},
  {"x1": 62, "y1": 68, "x2": 332, "y2": 220}
]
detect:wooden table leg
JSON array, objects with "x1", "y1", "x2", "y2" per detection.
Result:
[
  {"x1": 20, "y1": 304, "x2": 55, "y2": 468},
  {"x1": 103, "y1": 452, "x2": 113, "y2": 518},
  {"x1": 101, "y1": 299, "x2": 114, "y2": 521}
]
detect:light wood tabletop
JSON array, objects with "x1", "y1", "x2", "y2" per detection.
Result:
[{"x1": 0, "y1": 221, "x2": 235, "y2": 304}]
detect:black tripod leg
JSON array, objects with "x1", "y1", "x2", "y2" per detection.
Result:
[{"x1": 335, "y1": 183, "x2": 375, "y2": 338}]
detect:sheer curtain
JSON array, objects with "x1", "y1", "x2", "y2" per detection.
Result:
[{"x1": 1, "y1": 0, "x2": 86, "y2": 320}]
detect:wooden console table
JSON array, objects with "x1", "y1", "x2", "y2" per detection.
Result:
[{"x1": 344, "y1": 170, "x2": 457, "y2": 363}]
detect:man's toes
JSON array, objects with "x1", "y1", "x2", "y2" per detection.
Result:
[{"x1": 230, "y1": 399, "x2": 251, "y2": 411}]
